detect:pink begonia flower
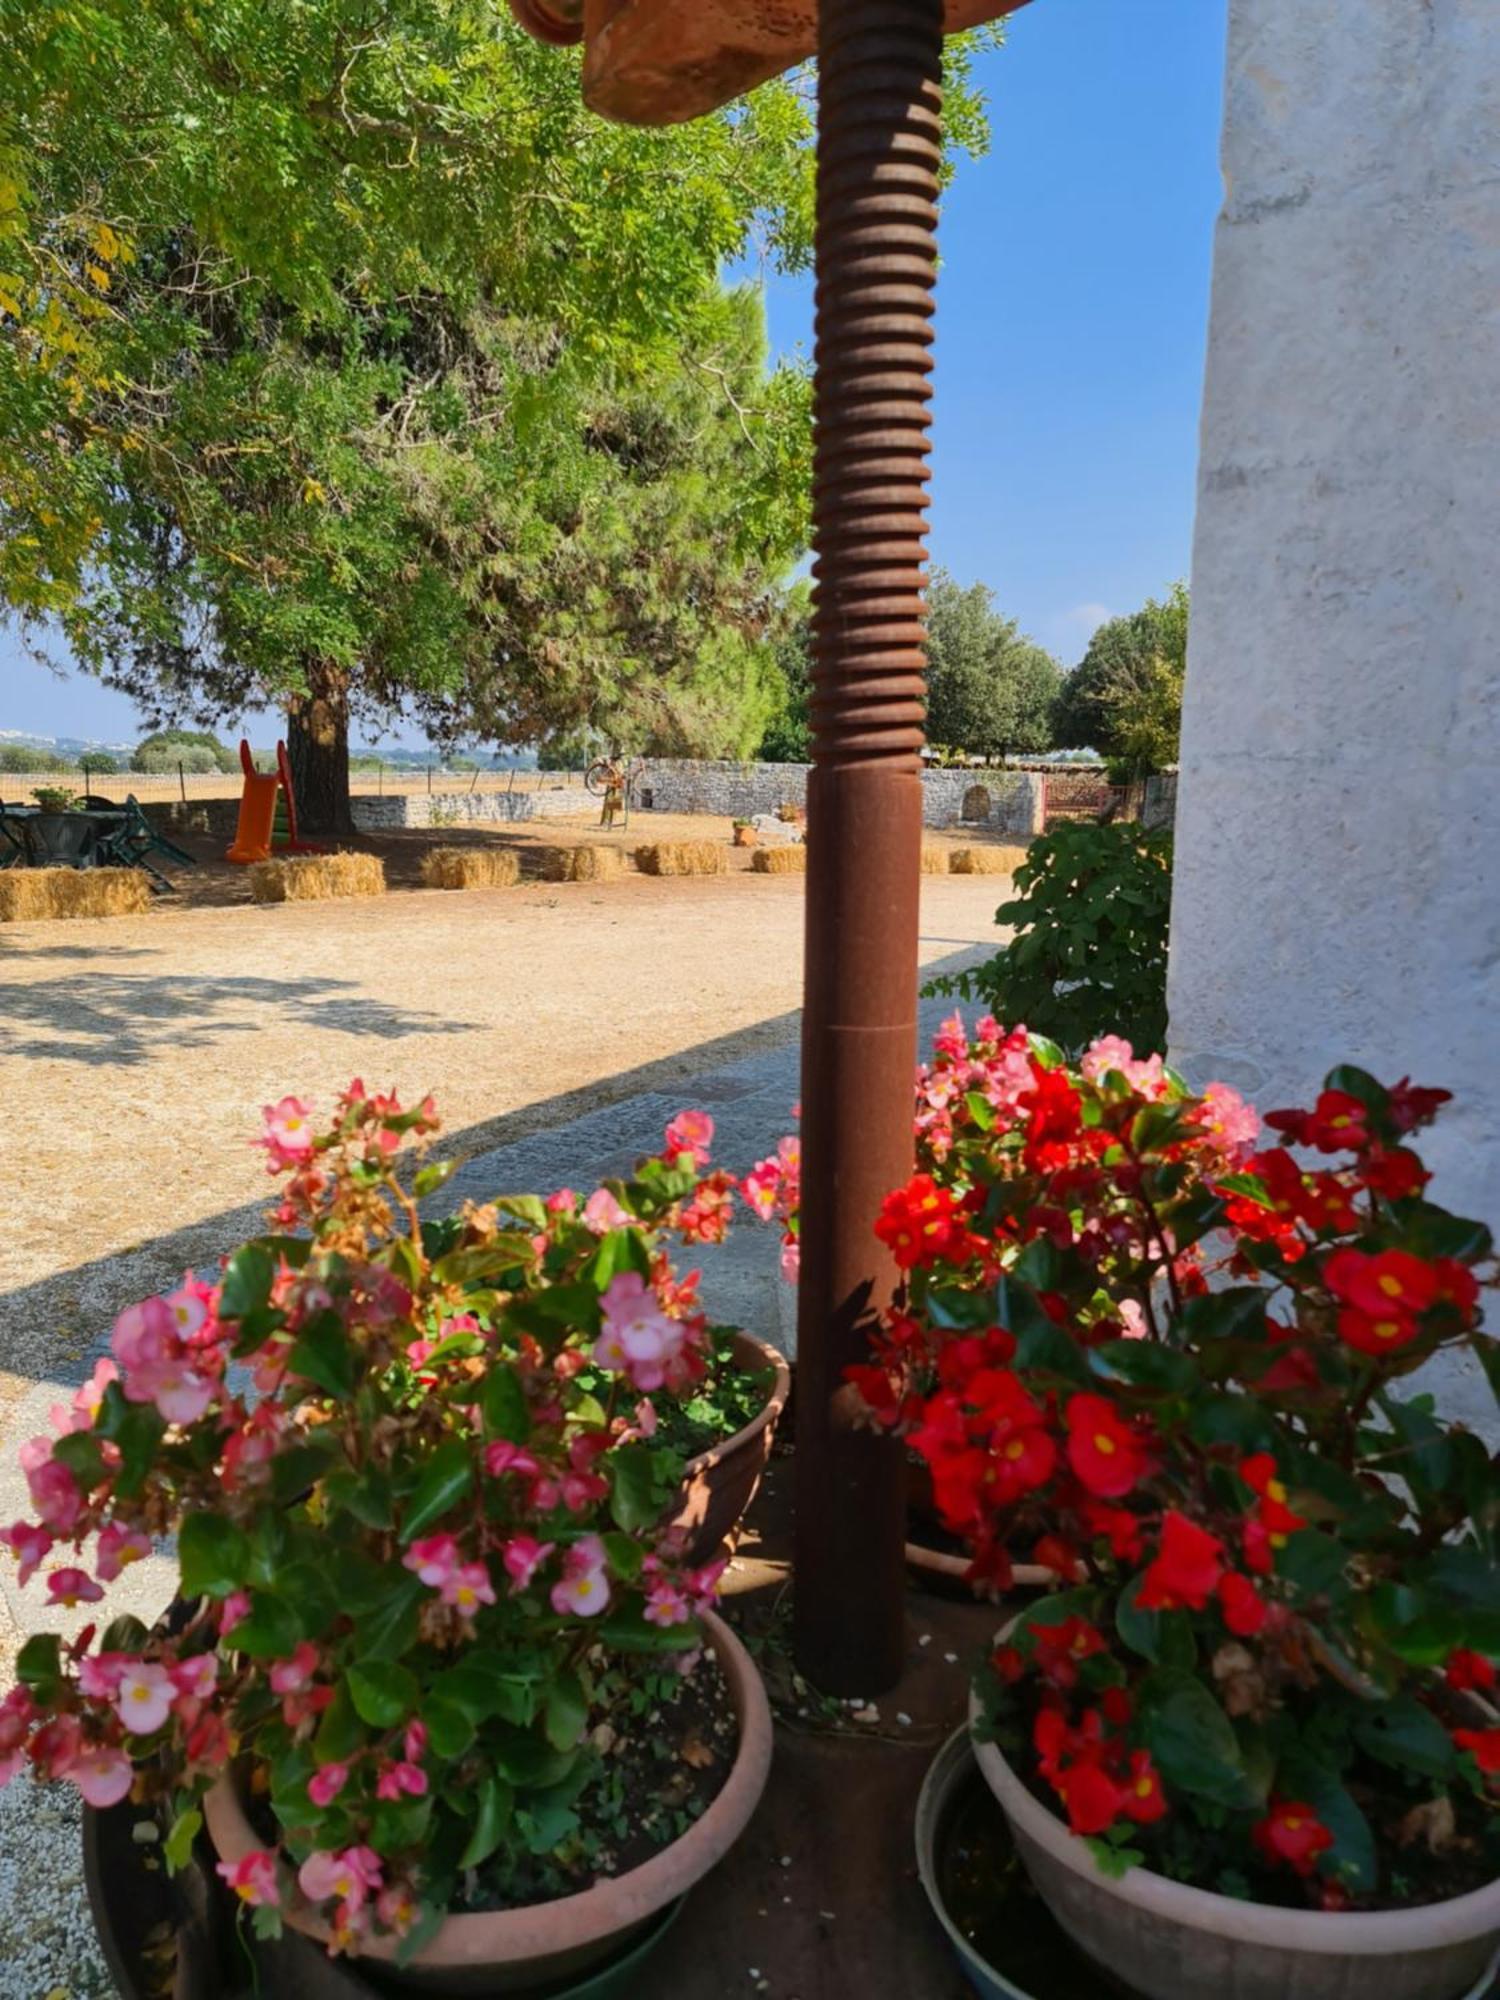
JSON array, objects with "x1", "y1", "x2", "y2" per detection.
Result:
[
  {"x1": 376, "y1": 1882, "x2": 418, "y2": 1936},
  {"x1": 68, "y1": 1744, "x2": 135, "y2": 1809},
  {"x1": 545, "y1": 1188, "x2": 577, "y2": 1215},
  {"x1": 268, "y1": 1642, "x2": 320, "y2": 1695},
  {"x1": 0, "y1": 1685, "x2": 33, "y2": 1737},
  {"x1": 96, "y1": 1522, "x2": 152, "y2": 1582},
  {"x1": 1118, "y1": 1297, "x2": 1150, "y2": 1341},
  {"x1": 483, "y1": 1440, "x2": 539, "y2": 1480},
  {"x1": 1197, "y1": 1080, "x2": 1262, "y2": 1164},
  {"x1": 31, "y1": 1714, "x2": 82, "y2": 1777},
  {"x1": 257, "y1": 1095, "x2": 316, "y2": 1169},
  {"x1": 78, "y1": 1653, "x2": 130, "y2": 1701},
  {"x1": 403, "y1": 1720, "x2": 427, "y2": 1764},
  {"x1": 550, "y1": 1536, "x2": 611, "y2": 1618},
  {"x1": 51, "y1": 1357, "x2": 120, "y2": 1436},
  {"x1": 169, "y1": 1655, "x2": 218, "y2": 1702},
  {"x1": 664, "y1": 1109, "x2": 714, "y2": 1168},
  {"x1": 375, "y1": 1760, "x2": 428, "y2": 1802},
  {"x1": 0, "y1": 1688, "x2": 35, "y2": 1784},
  {"x1": 643, "y1": 1581, "x2": 692, "y2": 1628},
  {"x1": 47, "y1": 1566, "x2": 104, "y2": 1608},
  {"x1": 19, "y1": 1439, "x2": 82, "y2": 1533},
  {"x1": 1080, "y1": 1035, "x2": 1169, "y2": 1099},
  {"x1": 116, "y1": 1661, "x2": 175, "y2": 1735},
  {"x1": 683, "y1": 1556, "x2": 727, "y2": 1609},
  {"x1": 402, "y1": 1535, "x2": 460, "y2": 1590},
  {"x1": 132, "y1": 1353, "x2": 217, "y2": 1426},
  {"x1": 441, "y1": 1561, "x2": 497, "y2": 1613},
  {"x1": 633, "y1": 1398, "x2": 658, "y2": 1439},
  {"x1": 1, "y1": 1521, "x2": 53, "y2": 1586},
  {"x1": 405, "y1": 1339, "x2": 437, "y2": 1369},
  {"x1": 111, "y1": 1296, "x2": 177, "y2": 1376},
  {"x1": 581, "y1": 1188, "x2": 630, "y2": 1235},
  {"x1": 309, "y1": 1761, "x2": 351, "y2": 1807},
  {"x1": 440, "y1": 1313, "x2": 481, "y2": 1338},
  {"x1": 298, "y1": 1846, "x2": 383, "y2": 1910},
  {"x1": 593, "y1": 1273, "x2": 685, "y2": 1392},
  {"x1": 217, "y1": 1850, "x2": 281, "y2": 1907},
  {"x1": 163, "y1": 1282, "x2": 211, "y2": 1342},
  {"x1": 934, "y1": 1012, "x2": 969, "y2": 1061},
  {"x1": 501, "y1": 1535, "x2": 555, "y2": 1592},
  {"x1": 779, "y1": 1240, "x2": 801, "y2": 1284},
  {"x1": 218, "y1": 1590, "x2": 252, "y2": 1637}
]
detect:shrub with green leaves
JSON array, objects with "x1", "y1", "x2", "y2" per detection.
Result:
[{"x1": 927, "y1": 821, "x2": 1172, "y2": 1056}]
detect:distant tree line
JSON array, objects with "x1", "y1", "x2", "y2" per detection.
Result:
[{"x1": 757, "y1": 576, "x2": 1187, "y2": 776}]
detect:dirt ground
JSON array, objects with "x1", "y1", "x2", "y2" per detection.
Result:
[
  {"x1": 142, "y1": 808, "x2": 998, "y2": 909},
  {"x1": 0, "y1": 853, "x2": 1011, "y2": 1430}
]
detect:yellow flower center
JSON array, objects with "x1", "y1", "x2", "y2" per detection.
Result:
[
  {"x1": 1135, "y1": 1778, "x2": 1154, "y2": 1799},
  {"x1": 1377, "y1": 1273, "x2": 1403, "y2": 1298},
  {"x1": 1095, "y1": 1433, "x2": 1117, "y2": 1455},
  {"x1": 1004, "y1": 1439, "x2": 1026, "y2": 1461},
  {"x1": 1267, "y1": 1478, "x2": 1288, "y2": 1504}
]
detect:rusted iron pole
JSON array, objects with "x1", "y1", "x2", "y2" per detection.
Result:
[{"x1": 794, "y1": 0, "x2": 942, "y2": 1694}]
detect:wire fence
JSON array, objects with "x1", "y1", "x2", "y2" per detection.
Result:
[{"x1": 0, "y1": 766, "x2": 588, "y2": 806}]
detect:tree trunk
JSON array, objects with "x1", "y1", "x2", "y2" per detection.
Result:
[{"x1": 285, "y1": 662, "x2": 355, "y2": 838}]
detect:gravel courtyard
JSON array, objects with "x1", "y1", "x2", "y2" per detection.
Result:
[{"x1": 0, "y1": 865, "x2": 1003, "y2": 1446}]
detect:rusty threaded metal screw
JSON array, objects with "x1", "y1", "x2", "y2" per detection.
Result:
[{"x1": 794, "y1": 0, "x2": 942, "y2": 1694}]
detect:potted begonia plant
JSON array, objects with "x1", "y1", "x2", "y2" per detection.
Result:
[
  {"x1": 1, "y1": 1086, "x2": 774, "y2": 1992},
  {"x1": 850, "y1": 1024, "x2": 1500, "y2": 2000}
]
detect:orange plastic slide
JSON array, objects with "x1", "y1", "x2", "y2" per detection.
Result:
[{"x1": 225, "y1": 740, "x2": 280, "y2": 864}]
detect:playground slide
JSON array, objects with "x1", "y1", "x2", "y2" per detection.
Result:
[
  {"x1": 226, "y1": 741, "x2": 280, "y2": 864},
  {"x1": 225, "y1": 739, "x2": 329, "y2": 863}
]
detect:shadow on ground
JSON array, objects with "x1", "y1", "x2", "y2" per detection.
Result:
[
  {"x1": 0, "y1": 942, "x2": 991, "y2": 1388},
  {"x1": 0, "y1": 969, "x2": 482, "y2": 1066}
]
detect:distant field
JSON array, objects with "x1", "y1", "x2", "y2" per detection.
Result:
[{"x1": 0, "y1": 767, "x2": 586, "y2": 805}]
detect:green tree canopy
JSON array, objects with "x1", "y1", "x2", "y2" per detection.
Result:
[
  {"x1": 0, "y1": 4, "x2": 1002, "y2": 828},
  {"x1": 923, "y1": 571, "x2": 1061, "y2": 761},
  {"x1": 757, "y1": 583, "x2": 813, "y2": 763},
  {"x1": 1052, "y1": 583, "x2": 1189, "y2": 776},
  {"x1": 131, "y1": 728, "x2": 236, "y2": 774}
]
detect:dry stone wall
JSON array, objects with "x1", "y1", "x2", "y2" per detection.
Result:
[{"x1": 639, "y1": 759, "x2": 1043, "y2": 834}]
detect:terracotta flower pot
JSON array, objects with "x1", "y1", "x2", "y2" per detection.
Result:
[
  {"x1": 667, "y1": 1331, "x2": 790, "y2": 1566},
  {"x1": 968, "y1": 1673, "x2": 1500, "y2": 2000},
  {"x1": 204, "y1": 1608, "x2": 773, "y2": 1995},
  {"x1": 732, "y1": 826, "x2": 757, "y2": 847}
]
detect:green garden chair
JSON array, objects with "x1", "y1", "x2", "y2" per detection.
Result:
[{"x1": 95, "y1": 794, "x2": 195, "y2": 893}]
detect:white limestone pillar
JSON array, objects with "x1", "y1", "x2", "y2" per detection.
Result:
[{"x1": 1169, "y1": 0, "x2": 1500, "y2": 1425}]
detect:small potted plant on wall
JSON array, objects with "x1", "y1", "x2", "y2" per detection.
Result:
[
  {"x1": 731, "y1": 819, "x2": 757, "y2": 848},
  {"x1": 2, "y1": 1088, "x2": 774, "y2": 1991},
  {"x1": 850, "y1": 1026, "x2": 1500, "y2": 2000}
]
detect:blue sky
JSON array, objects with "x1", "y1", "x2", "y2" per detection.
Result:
[{"x1": 1, "y1": 0, "x2": 1228, "y2": 746}]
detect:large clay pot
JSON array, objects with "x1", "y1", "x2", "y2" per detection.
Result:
[
  {"x1": 667, "y1": 1331, "x2": 790, "y2": 1565},
  {"x1": 968, "y1": 1674, "x2": 1500, "y2": 2000},
  {"x1": 204, "y1": 1609, "x2": 772, "y2": 1995}
]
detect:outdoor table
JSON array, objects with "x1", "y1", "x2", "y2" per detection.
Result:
[{"x1": 0, "y1": 807, "x2": 126, "y2": 868}]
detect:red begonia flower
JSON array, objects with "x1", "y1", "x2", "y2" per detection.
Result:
[
  {"x1": 1137, "y1": 1511, "x2": 1226, "y2": 1612},
  {"x1": 1065, "y1": 1393, "x2": 1150, "y2": 1500},
  {"x1": 1253, "y1": 1800, "x2": 1334, "y2": 1876}
]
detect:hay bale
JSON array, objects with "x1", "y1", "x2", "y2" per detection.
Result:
[
  {"x1": 750, "y1": 845, "x2": 807, "y2": 875},
  {"x1": 249, "y1": 851, "x2": 386, "y2": 904},
  {"x1": 634, "y1": 841, "x2": 727, "y2": 878},
  {"x1": 420, "y1": 846, "x2": 521, "y2": 891},
  {"x1": 537, "y1": 844, "x2": 624, "y2": 884},
  {"x1": 949, "y1": 844, "x2": 1028, "y2": 876},
  {"x1": 921, "y1": 844, "x2": 953, "y2": 874},
  {"x1": 0, "y1": 867, "x2": 152, "y2": 922}
]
